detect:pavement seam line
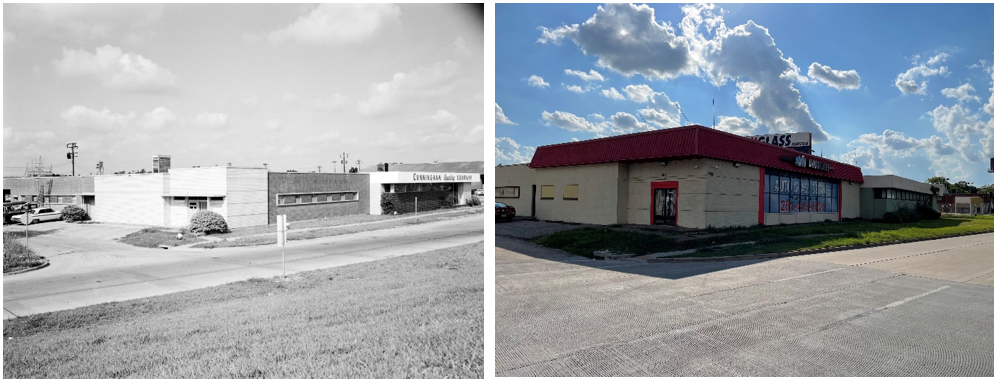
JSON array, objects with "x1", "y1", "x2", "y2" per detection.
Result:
[{"x1": 852, "y1": 240, "x2": 993, "y2": 266}]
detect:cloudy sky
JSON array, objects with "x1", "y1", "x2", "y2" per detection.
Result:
[
  {"x1": 496, "y1": 3, "x2": 994, "y2": 186},
  {"x1": 4, "y1": 3, "x2": 483, "y2": 176}
]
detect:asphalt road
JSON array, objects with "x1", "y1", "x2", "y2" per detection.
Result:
[
  {"x1": 495, "y1": 232, "x2": 994, "y2": 377},
  {"x1": 4, "y1": 214, "x2": 484, "y2": 319}
]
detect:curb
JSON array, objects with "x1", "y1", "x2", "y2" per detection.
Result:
[
  {"x1": 3, "y1": 260, "x2": 50, "y2": 276},
  {"x1": 643, "y1": 231, "x2": 994, "y2": 263}
]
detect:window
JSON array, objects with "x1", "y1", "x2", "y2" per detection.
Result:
[
  {"x1": 316, "y1": 194, "x2": 328, "y2": 202},
  {"x1": 277, "y1": 192, "x2": 358, "y2": 206},
  {"x1": 343, "y1": 193, "x2": 355, "y2": 201},
  {"x1": 496, "y1": 186, "x2": 520, "y2": 198},
  {"x1": 540, "y1": 185, "x2": 555, "y2": 200},
  {"x1": 563, "y1": 185, "x2": 579, "y2": 200},
  {"x1": 764, "y1": 169, "x2": 838, "y2": 213}
]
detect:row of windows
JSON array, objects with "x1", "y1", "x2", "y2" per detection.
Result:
[
  {"x1": 873, "y1": 188, "x2": 932, "y2": 203},
  {"x1": 763, "y1": 169, "x2": 839, "y2": 213},
  {"x1": 540, "y1": 184, "x2": 579, "y2": 201},
  {"x1": 17, "y1": 195, "x2": 76, "y2": 204},
  {"x1": 388, "y1": 183, "x2": 454, "y2": 193},
  {"x1": 496, "y1": 186, "x2": 520, "y2": 198},
  {"x1": 277, "y1": 192, "x2": 357, "y2": 206}
]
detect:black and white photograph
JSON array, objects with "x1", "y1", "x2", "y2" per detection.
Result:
[{"x1": 4, "y1": 3, "x2": 484, "y2": 378}]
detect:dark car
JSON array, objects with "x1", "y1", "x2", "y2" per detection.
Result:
[{"x1": 495, "y1": 202, "x2": 515, "y2": 222}]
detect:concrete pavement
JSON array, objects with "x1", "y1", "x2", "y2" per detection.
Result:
[
  {"x1": 495, "y1": 233, "x2": 994, "y2": 377},
  {"x1": 4, "y1": 214, "x2": 483, "y2": 319}
]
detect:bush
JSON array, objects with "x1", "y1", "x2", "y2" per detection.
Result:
[
  {"x1": 916, "y1": 204, "x2": 941, "y2": 220},
  {"x1": 60, "y1": 205, "x2": 89, "y2": 222},
  {"x1": 466, "y1": 195, "x2": 481, "y2": 207},
  {"x1": 884, "y1": 206, "x2": 920, "y2": 223},
  {"x1": 189, "y1": 211, "x2": 229, "y2": 235},
  {"x1": 380, "y1": 193, "x2": 396, "y2": 215},
  {"x1": 444, "y1": 194, "x2": 457, "y2": 208}
]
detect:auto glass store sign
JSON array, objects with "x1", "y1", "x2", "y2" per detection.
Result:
[
  {"x1": 781, "y1": 155, "x2": 832, "y2": 172},
  {"x1": 751, "y1": 132, "x2": 811, "y2": 148}
]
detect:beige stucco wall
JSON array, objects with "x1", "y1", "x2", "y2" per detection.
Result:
[
  {"x1": 626, "y1": 159, "x2": 707, "y2": 228},
  {"x1": 533, "y1": 163, "x2": 625, "y2": 225},
  {"x1": 841, "y1": 181, "x2": 860, "y2": 219},
  {"x1": 494, "y1": 164, "x2": 536, "y2": 216},
  {"x1": 704, "y1": 159, "x2": 761, "y2": 228}
]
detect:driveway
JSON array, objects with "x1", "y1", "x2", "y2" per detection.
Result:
[
  {"x1": 4, "y1": 214, "x2": 484, "y2": 319},
  {"x1": 495, "y1": 233, "x2": 994, "y2": 377}
]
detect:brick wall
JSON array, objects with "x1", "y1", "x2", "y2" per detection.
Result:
[{"x1": 268, "y1": 173, "x2": 370, "y2": 224}]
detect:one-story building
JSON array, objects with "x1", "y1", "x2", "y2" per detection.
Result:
[
  {"x1": 496, "y1": 125, "x2": 864, "y2": 229},
  {"x1": 858, "y1": 175, "x2": 938, "y2": 219}
]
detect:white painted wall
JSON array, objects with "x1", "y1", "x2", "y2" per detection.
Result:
[
  {"x1": 225, "y1": 168, "x2": 268, "y2": 228},
  {"x1": 92, "y1": 173, "x2": 167, "y2": 226}
]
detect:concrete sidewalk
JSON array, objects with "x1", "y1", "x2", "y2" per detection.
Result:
[{"x1": 4, "y1": 214, "x2": 484, "y2": 319}]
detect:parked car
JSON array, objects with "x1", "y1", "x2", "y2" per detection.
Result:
[
  {"x1": 474, "y1": 189, "x2": 484, "y2": 197},
  {"x1": 4, "y1": 202, "x2": 37, "y2": 224},
  {"x1": 495, "y1": 202, "x2": 515, "y2": 222},
  {"x1": 10, "y1": 207, "x2": 62, "y2": 225}
]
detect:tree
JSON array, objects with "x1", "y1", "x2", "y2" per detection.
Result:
[
  {"x1": 951, "y1": 181, "x2": 978, "y2": 194},
  {"x1": 926, "y1": 176, "x2": 951, "y2": 189},
  {"x1": 979, "y1": 184, "x2": 994, "y2": 194}
]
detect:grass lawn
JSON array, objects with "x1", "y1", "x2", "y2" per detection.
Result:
[
  {"x1": 118, "y1": 227, "x2": 205, "y2": 248},
  {"x1": 193, "y1": 207, "x2": 483, "y2": 249},
  {"x1": 3, "y1": 232, "x2": 46, "y2": 273},
  {"x1": 532, "y1": 215, "x2": 994, "y2": 258},
  {"x1": 3, "y1": 242, "x2": 484, "y2": 378}
]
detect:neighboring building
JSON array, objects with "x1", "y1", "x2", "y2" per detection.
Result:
[
  {"x1": 152, "y1": 155, "x2": 172, "y2": 173},
  {"x1": 3, "y1": 176, "x2": 95, "y2": 213},
  {"x1": 367, "y1": 171, "x2": 479, "y2": 215},
  {"x1": 858, "y1": 175, "x2": 938, "y2": 219},
  {"x1": 268, "y1": 172, "x2": 370, "y2": 224},
  {"x1": 362, "y1": 161, "x2": 485, "y2": 190},
  {"x1": 937, "y1": 193, "x2": 993, "y2": 215},
  {"x1": 496, "y1": 125, "x2": 864, "y2": 229}
]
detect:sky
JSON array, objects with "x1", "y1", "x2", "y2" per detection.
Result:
[
  {"x1": 495, "y1": 3, "x2": 995, "y2": 187},
  {"x1": 4, "y1": 3, "x2": 484, "y2": 177}
]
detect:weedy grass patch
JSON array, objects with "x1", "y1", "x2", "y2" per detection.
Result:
[
  {"x1": 3, "y1": 232, "x2": 46, "y2": 273},
  {"x1": 3, "y1": 242, "x2": 484, "y2": 378},
  {"x1": 118, "y1": 228, "x2": 205, "y2": 248}
]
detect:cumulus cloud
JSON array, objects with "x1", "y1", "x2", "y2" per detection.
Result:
[
  {"x1": 565, "y1": 84, "x2": 586, "y2": 93},
  {"x1": 141, "y1": 107, "x2": 176, "y2": 130},
  {"x1": 895, "y1": 54, "x2": 949, "y2": 95},
  {"x1": 5, "y1": 4, "x2": 163, "y2": 42},
  {"x1": 267, "y1": 4, "x2": 400, "y2": 45},
  {"x1": 527, "y1": 75, "x2": 550, "y2": 88},
  {"x1": 539, "y1": 3, "x2": 696, "y2": 80},
  {"x1": 620, "y1": 84, "x2": 683, "y2": 128},
  {"x1": 358, "y1": 60, "x2": 460, "y2": 117},
  {"x1": 53, "y1": 45, "x2": 179, "y2": 94},
  {"x1": 496, "y1": 103, "x2": 517, "y2": 125},
  {"x1": 539, "y1": 4, "x2": 831, "y2": 141},
  {"x1": 601, "y1": 87, "x2": 625, "y2": 100},
  {"x1": 314, "y1": 94, "x2": 347, "y2": 111},
  {"x1": 607, "y1": 112, "x2": 652, "y2": 134},
  {"x1": 541, "y1": 110, "x2": 602, "y2": 132},
  {"x1": 61, "y1": 105, "x2": 136, "y2": 133},
  {"x1": 807, "y1": 62, "x2": 861, "y2": 90},
  {"x1": 495, "y1": 136, "x2": 536, "y2": 164},
  {"x1": 940, "y1": 83, "x2": 980, "y2": 103},
  {"x1": 714, "y1": 116, "x2": 759, "y2": 135},
  {"x1": 192, "y1": 113, "x2": 228, "y2": 128},
  {"x1": 564, "y1": 69, "x2": 605, "y2": 81}
]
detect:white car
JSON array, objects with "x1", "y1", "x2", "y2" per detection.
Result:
[
  {"x1": 474, "y1": 189, "x2": 484, "y2": 197},
  {"x1": 11, "y1": 208, "x2": 62, "y2": 225}
]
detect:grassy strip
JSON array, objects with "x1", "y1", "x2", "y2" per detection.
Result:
[
  {"x1": 217, "y1": 206, "x2": 482, "y2": 239},
  {"x1": 118, "y1": 228, "x2": 205, "y2": 248},
  {"x1": 4, "y1": 242, "x2": 484, "y2": 378},
  {"x1": 3, "y1": 232, "x2": 46, "y2": 273},
  {"x1": 531, "y1": 215, "x2": 994, "y2": 258},
  {"x1": 194, "y1": 209, "x2": 482, "y2": 249}
]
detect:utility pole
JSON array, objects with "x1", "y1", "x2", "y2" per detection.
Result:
[
  {"x1": 66, "y1": 142, "x2": 78, "y2": 176},
  {"x1": 339, "y1": 152, "x2": 349, "y2": 173},
  {"x1": 356, "y1": 159, "x2": 362, "y2": 170},
  {"x1": 317, "y1": 165, "x2": 322, "y2": 173}
]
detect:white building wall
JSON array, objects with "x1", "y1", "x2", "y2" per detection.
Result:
[
  {"x1": 92, "y1": 173, "x2": 167, "y2": 226},
  {"x1": 626, "y1": 159, "x2": 707, "y2": 228},
  {"x1": 225, "y1": 168, "x2": 268, "y2": 228},
  {"x1": 532, "y1": 163, "x2": 624, "y2": 225}
]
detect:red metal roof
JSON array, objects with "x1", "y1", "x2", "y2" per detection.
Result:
[{"x1": 529, "y1": 125, "x2": 864, "y2": 183}]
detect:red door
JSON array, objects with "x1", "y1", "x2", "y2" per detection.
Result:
[{"x1": 651, "y1": 181, "x2": 678, "y2": 225}]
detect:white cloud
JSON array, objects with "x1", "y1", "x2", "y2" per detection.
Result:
[
  {"x1": 925, "y1": 52, "x2": 949, "y2": 66},
  {"x1": 5, "y1": 4, "x2": 163, "y2": 42},
  {"x1": 496, "y1": 103, "x2": 517, "y2": 125},
  {"x1": 601, "y1": 87, "x2": 625, "y2": 100},
  {"x1": 239, "y1": 93, "x2": 259, "y2": 108},
  {"x1": 565, "y1": 84, "x2": 585, "y2": 93},
  {"x1": 539, "y1": 3, "x2": 696, "y2": 80},
  {"x1": 140, "y1": 107, "x2": 176, "y2": 130},
  {"x1": 267, "y1": 4, "x2": 400, "y2": 45},
  {"x1": 60, "y1": 105, "x2": 136, "y2": 133},
  {"x1": 607, "y1": 112, "x2": 651, "y2": 134},
  {"x1": 714, "y1": 116, "x2": 759, "y2": 136},
  {"x1": 266, "y1": 119, "x2": 282, "y2": 130},
  {"x1": 358, "y1": 60, "x2": 460, "y2": 117},
  {"x1": 807, "y1": 62, "x2": 861, "y2": 90},
  {"x1": 53, "y1": 45, "x2": 179, "y2": 94},
  {"x1": 495, "y1": 136, "x2": 536, "y2": 164},
  {"x1": 895, "y1": 54, "x2": 949, "y2": 95},
  {"x1": 541, "y1": 110, "x2": 602, "y2": 132},
  {"x1": 527, "y1": 75, "x2": 550, "y2": 88},
  {"x1": 564, "y1": 69, "x2": 605, "y2": 81},
  {"x1": 623, "y1": 84, "x2": 654, "y2": 102},
  {"x1": 192, "y1": 112, "x2": 228, "y2": 128},
  {"x1": 282, "y1": 92, "x2": 298, "y2": 105},
  {"x1": 314, "y1": 94, "x2": 347, "y2": 111},
  {"x1": 940, "y1": 83, "x2": 980, "y2": 103}
]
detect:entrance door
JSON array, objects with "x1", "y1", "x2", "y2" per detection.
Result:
[
  {"x1": 651, "y1": 181, "x2": 678, "y2": 225},
  {"x1": 531, "y1": 185, "x2": 537, "y2": 217}
]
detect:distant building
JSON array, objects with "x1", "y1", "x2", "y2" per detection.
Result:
[
  {"x1": 858, "y1": 175, "x2": 937, "y2": 219},
  {"x1": 152, "y1": 155, "x2": 171, "y2": 174}
]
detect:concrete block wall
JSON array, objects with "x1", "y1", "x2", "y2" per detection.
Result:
[
  {"x1": 92, "y1": 173, "x2": 167, "y2": 226},
  {"x1": 268, "y1": 172, "x2": 369, "y2": 224},
  {"x1": 703, "y1": 158, "x2": 760, "y2": 228},
  {"x1": 226, "y1": 168, "x2": 268, "y2": 228},
  {"x1": 532, "y1": 162, "x2": 625, "y2": 225},
  {"x1": 626, "y1": 159, "x2": 708, "y2": 228},
  {"x1": 494, "y1": 164, "x2": 537, "y2": 216}
]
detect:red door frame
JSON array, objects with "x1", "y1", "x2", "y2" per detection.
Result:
[{"x1": 650, "y1": 181, "x2": 679, "y2": 225}]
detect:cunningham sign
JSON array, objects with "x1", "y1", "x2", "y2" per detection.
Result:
[{"x1": 410, "y1": 172, "x2": 476, "y2": 182}]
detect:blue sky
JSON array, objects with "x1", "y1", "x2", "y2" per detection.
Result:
[
  {"x1": 4, "y1": 4, "x2": 483, "y2": 176},
  {"x1": 495, "y1": 3, "x2": 994, "y2": 187}
]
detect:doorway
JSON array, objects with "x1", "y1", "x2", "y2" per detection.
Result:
[
  {"x1": 531, "y1": 185, "x2": 537, "y2": 217},
  {"x1": 651, "y1": 181, "x2": 678, "y2": 225}
]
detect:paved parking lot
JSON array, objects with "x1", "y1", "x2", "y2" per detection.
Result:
[{"x1": 495, "y1": 232, "x2": 994, "y2": 377}]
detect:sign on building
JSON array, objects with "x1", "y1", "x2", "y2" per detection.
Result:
[{"x1": 750, "y1": 132, "x2": 812, "y2": 154}]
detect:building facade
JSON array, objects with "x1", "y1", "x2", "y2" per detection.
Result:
[
  {"x1": 496, "y1": 125, "x2": 864, "y2": 229},
  {"x1": 268, "y1": 172, "x2": 370, "y2": 224},
  {"x1": 858, "y1": 175, "x2": 938, "y2": 219}
]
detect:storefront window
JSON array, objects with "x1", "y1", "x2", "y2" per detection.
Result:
[{"x1": 764, "y1": 169, "x2": 838, "y2": 213}]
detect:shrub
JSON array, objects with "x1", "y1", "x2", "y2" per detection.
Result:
[
  {"x1": 189, "y1": 211, "x2": 229, "y2": 235},
  {"x1": 380, "y1": 193, "x2": 396, "y2": 215},
  {"x1": 60, "y1": 205, "x2": 89, "y2": 222},
  {"x1": 444, "y1": 194, "x2": 457, "y2": 208},
  {"x1": 916, "y1": 204, "x2": 941, "y2": 220},
  {"x1": 466, "y1": 195, "x2": 481, "y2": 207},
  {"x1": 884, "y1": 206, "x2": 920, "y2": 223}
]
